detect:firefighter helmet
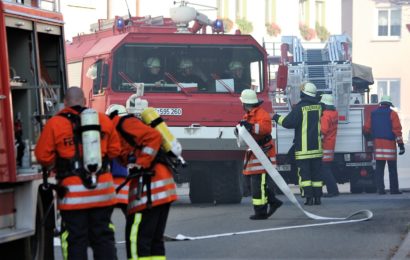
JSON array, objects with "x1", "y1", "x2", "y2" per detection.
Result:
[
  {"x1": 320, "y1": 94, "x2": 334, "y2": 106},
  {"x1": 179, "y1": 58, "x2": 193, "y2": 69},
  {"x1": 240, "y1": 89, "x2": 259, "y2": 104},
  {"x1": 229, "y1": 61, "x2": 243, "y2": 71},
  {"x1": 145, "y1": 57, "x2": 161, "y2": 68},
  {"x1": 105, "y1": 104, "x2": 127, "y2": 117},
  {"x1": 300, "y1": 82, "x2": 317, "y2": 97},
  {"x1": 380, "y1": 95, "x2": 393, "y2": 106}
]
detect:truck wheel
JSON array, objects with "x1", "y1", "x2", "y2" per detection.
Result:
[
  {"x1": 212, "y1": 161, "x2": 243, "y2": 204},
  {"x1": 350, "y1": 178, "x2": 363, "y2": 194},
  {"x1": 189, "y1": 169, "x2": 214, "y2": 203}
]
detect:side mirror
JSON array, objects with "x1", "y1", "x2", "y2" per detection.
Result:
[{"x1": 370, "y1": 94, "x2": 378, "y2": 104}]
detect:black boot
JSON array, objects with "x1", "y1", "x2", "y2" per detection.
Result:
[
  {"x1": 314, "y1": 197, "x2": 321, "y2": 205},
  {"x1": 249, "y1": 213, "x2": 268, "y2": 220},
  {"x1": 267, "y1": 199, "x2": 283, "y2": 218},
  {"x1": 304, "y1": 197, "x2": 313, "y2": 206}
]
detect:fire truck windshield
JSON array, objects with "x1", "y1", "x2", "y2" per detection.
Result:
[{"x1": 111, "y1": 43, "x2": 264, "y2": 94}]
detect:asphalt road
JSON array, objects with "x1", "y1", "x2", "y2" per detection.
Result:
[{"x1": 54, "y1": 143, "x2": 410, "y2": 259}]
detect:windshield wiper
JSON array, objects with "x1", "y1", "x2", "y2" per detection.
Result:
[
  {"x1": 211, "y1": 73, "x2": 235, "y2": 95},
  {"x1": 164, "y1": 72, "x2": 191, "y2": 96}
]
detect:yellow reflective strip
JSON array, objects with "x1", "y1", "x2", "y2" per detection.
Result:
[
  {"x1": 61, "y1": 230, "x2": 69, "y2": 260},
  {"x1": 300, "y1": 180, "x2": 312, "y2": 187},
  {"x1": 139, "y1": 257, "x2": 152, "y2": 260},
  {"x1": 152, "y1": 255, "x2": 166, "y2": 260},
  {"x1": 312, "y1": 181, "x2": 323, "y2": 187},
  {"x1": 278, "y1": 116, "x2": 284, "y2": 125},
  {"x1": 297, "y1": 167, "x2": 303, "y2": 197},
  {"x1": 109, "y1": 222, "x2": 115, "y2": 232},
  {"x1": 261, "y1": 174, "x2": 267, "y2": 204},
  {"x1": 130, "y1": 213, "x2": 142, "y2": 259},
  {"x1": 302, "y1": 109, "x2": 308, "y2": 152},
  {"x1": 295, "y1": 149, "x2": 322, "y2": 155},
  {"x1": 318, "y1": 109, "x2": 322, "y2": 151},
  {"x1": 295, "y1": 153, "x2": 323, "y2": 160},
  {"x1": 252, "y1": 198, "x2": 265, "y2": 205}
]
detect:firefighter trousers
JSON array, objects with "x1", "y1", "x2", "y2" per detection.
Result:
[
  {"x1": 376, "y1": 160, "x2": 399, "y2": 193},
  {"x1": 321, "y1": 162, "x2": 339, "y2": 195},
  {"x1": 250, "y1": 173, "x2": 280, "y2": 215},
  {"x1": 126, "y1": 203, "x2": 171, "y2": 260},
  {"x1": 60, "y1": 206, "x2": 116, "y2": 260},
  {"x1": 296, "y1": 158, "x2": 323, "y2": 198}
]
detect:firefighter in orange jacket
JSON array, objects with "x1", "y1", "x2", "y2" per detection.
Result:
[
  {"x1": 112, "y1": 105, "x2": 177, "y2": 260},
  {"x1": 35, "y1": 87, "x2": 121, "y2": 260},
  {"x1": 363, "y1": 95, "x2": 405, "y2": 195},
  {"x1": 238, "y1": 89, "x2": 282, "y2": 220},
  {"x1": 106, "y1": 104, "x2": 130, "y2": 216},
  {"x1": 320, "y1": 94, "x2": 340, "y2": 197}
]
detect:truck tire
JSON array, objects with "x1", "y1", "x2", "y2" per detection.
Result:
[
  {"x1": 189, "y1": 169, "x2": 214, "y2": 203},
  {"x1": 212, "y1": 161, "x2": 243, "y2": 204},
  {"x1": 350, "y1": 174, "x2": 364, "y2": 194}
]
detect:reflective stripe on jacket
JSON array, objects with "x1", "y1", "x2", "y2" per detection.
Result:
[
  {"x1": 321, "y1": 109, "x2": 338, "y2": 162},
  {"x1": 242, "y1": 106, "x2": 276, "y2": 175},
  {"x1": 363, "y1": 105, "x2": 403, "y2": 161},
  {"x1": 58, "y1": 172, "x2": 116, "y2": 210},
  {"x1": 34, "y1": 107, "x2": 121, "y2": 210},
  {"x1": 128, "y1": 163, "x2": 177, "y2": 213},
  {"x1": 114, "y1": 177, "x2": 129, "y2": 205},
  {"x1": 277, "y1": 96, "x2": 322, "y2": 160}
]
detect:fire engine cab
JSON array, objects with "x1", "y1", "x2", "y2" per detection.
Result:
[
  {"x1": 0, "y1": 1, "x2": 67, "y2": 259},
  {"x1": 66, "y1": 2, "x2": 272, "y2": 204},
  {"x1": 268, "y1": 35, "x2": 377, "y2": 193}
]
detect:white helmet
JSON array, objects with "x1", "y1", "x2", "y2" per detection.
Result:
[
  {"x1": 301, "y1": 82, "x2": 317, "y2": 97},
  {"x1": 380, "y1": 95, "x2": 393, "y2": 106},
  {"x1": 229, "y1": 61, "x2": 243, "y2": 71},
  {"x1": 240, "y1": 89, "x2": 259, "y2": 104},
  {"x1": 320, "y1": 94, "x2": 334, "y2": 106},
  {"x1": 179, "y1": 58, "x2": 193, "y2": 69},
  {"x1": 145, "y1": 57, "x2": 161, "y2": 68},
  {"x1": 105, "y1": 104, "x2": 127, "y2": 117}
]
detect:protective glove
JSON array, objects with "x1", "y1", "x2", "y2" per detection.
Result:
[
  {"x1": 272, "y1": 113, "x2": 280, "y2": 123},
  {"x1": 239, "y1": 120, "x2": 253, "y2": 132},
  {"x1": 398, "y1": 143, "x2": 405, "y2": 155}
]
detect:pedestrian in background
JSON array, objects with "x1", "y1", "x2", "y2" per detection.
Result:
[
  {"x1": 320, "y1": 94, "x2": 340, "y2": 197},
  {"x1": 363, "y1": 95, "x2": 405, "y2": 195},
  {"x1": 273, "y1": 82, "x2": 323, "y2": 205},
  {"x1": 238, "y1": 89, "x2": 282, "y2": 220}
]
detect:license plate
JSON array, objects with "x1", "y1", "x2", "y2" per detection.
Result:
[{"x1": 156, "y1": 108, "x2": 182, "y2": 116}]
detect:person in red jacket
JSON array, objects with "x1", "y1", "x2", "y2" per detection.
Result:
[
  {"x1": 35, "y1": 86, "x2": 121, "y2": 260},
  {"x1": 112, "y1": 104, "x2": 177, "y2": 260},
  {"x1": 320, "y1": 94, "x2": 340, "y2": 197},
  {"x1": 238, "y1": 89, "x2": 282, "y2": 220},
  {"x1": 363, "y1": 95, "x2": 405, "y2": 195}
]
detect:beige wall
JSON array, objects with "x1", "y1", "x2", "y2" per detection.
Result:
[{"x1": 350, "y1": 0, "x2": 410, "y2": 141}]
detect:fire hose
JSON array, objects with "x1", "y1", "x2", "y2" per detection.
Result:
[{"x1": 168, "y1": 125, "x2": 373, "y2": 241}]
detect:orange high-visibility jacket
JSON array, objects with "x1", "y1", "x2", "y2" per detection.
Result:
[
  {"x1": 364, "y1": 106, "x2": 403, "y2": 161},
  {"x1": 321, "y1": 109, "x2": 339, "y2": 162},
  {"x1": 114, "y1": 115, "x2": 177, "y2": 213},
  {"x1": 35, "y1": 107, "x2": 121, "y2": 210},
  {"x1": 242, "y1": 106, "x2": 276, "y2": 175}
]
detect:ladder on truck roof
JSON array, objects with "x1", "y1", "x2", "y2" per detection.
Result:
[{"x1": 281, "y1": 35, "x2": 352, "y2": 123}]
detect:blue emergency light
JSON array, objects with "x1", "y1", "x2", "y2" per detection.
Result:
[
  {"x1": 213, "y1": 19, "x2": 224, "y2": 33},
  {"x1": 116, "y1": 17, "x2": 125, "y2": 30}
]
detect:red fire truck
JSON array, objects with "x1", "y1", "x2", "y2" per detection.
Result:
[
  {"x1": 267, "y1": 35, "x2": 377, "y2": 193},
  {"x1": 0, "y1": 1, "x2": 67, "y2": 258},
  {"x1": 66, "y1": 3, "x2": 273, "y2": 204}
]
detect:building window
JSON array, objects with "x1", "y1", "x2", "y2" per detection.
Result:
[
  {"x1": 371, "y1": 79, "x2": 401, "y2": 108},
  {"x1": 377, "y1": 8, "x2": 401, "y2": 37}
]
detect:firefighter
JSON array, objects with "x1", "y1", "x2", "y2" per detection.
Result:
[
  {"x1": 272, "y1": 82, "x2": 323, "y2": 206},
  {"x1": 320, "y1": 94, "x2": 340, "y2": 197},
  {"x1": 141, "y1": 57, "x2": 166, "y2": 86},
  {"x1": 363, "y1": 95, "x2": 405, "y2": 195},
  {"x1": 175, "y1": 58, "x2": 207, "y2": 90},
  {"x1": 113, "y1": 104, "x2": 178, "y2": 259},
  {"x1": 226, "y1": 61, "x2": 250, "y2": 92},
  {"x1": 35, "y1": 87, "x2": 121, "y2": 260},
  {"x1": 238, "y1": 89, "x2": 282, "y2": 220},
  {"x1": 106, "y1": 104, "x2": 129, "y2": 216}
]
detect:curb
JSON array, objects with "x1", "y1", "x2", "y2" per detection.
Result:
[{"x1": 392, "y1": 228, "x2": 410, "y2": 259}]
